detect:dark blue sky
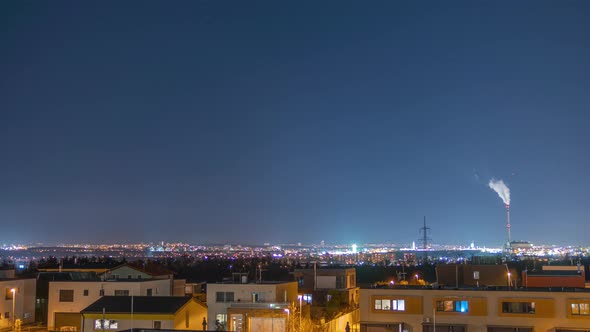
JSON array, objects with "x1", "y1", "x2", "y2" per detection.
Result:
[{"x1": 1, "y1": 1, "x2": 589, "y2": 246}]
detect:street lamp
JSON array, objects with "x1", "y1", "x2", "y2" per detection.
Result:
[
  {"x1": 10, "y1": 288, "x2": 16, "y2": 331},
  {"x1": 284, "y1": 309, "x2": 290, "y2": 332},
  {"x1": 507, "y1": 272, "x2": 511, "y2": 290},
  {"x1": 297, "y1": 295, "x2": 302, "y2": 332}
]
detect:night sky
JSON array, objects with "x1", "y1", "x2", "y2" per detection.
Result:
[{"x1": 2, "y1": 1, "x2": 589, "y2": 246}]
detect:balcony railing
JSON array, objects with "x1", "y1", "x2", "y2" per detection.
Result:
[{"x1": 228, "y1": 302, "x2": 290, "y2": 309}]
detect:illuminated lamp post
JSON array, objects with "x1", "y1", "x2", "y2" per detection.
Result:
[
  {"x1": 11, "y1": 288, "x2": 16, "y2": 331},
  {"x1": 297, "y1": 295, "x2": 302, "y2": 331},
  {"x1": 284, "y1": 308, "x2": 290, "y2": 332}
]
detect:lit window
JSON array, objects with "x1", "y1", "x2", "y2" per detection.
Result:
[
  {"x1": 215, "y1": 314, "x2": 227, "y2": 330},
  {"x1": 374, "y1": 299, "x2": 405, "y2": 311},
  {"x1": 571, "y1": 303, "x2": 590, "y2": 315},
  {"x1": 94, "y1": 320, "x2": 118, "y2": 330},
  {"x1": 436, "y1": 300, "x2": 468, "y2": 313},
  {"x1": 5, "y1": 289, "x2": 14, "y2": 300}
]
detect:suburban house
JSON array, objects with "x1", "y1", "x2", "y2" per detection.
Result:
[
  {"x1": 206, "y1": 280, "x2": 298, "y2": 332},
  {"x1": 0, "y1": 269, "x2": 36, "y2": 330},
  {"x1": 47, "y1": 278, "x2": 174, "y2": 330},
  {"x1": 80, "y1": 296, "x2": 207, "y2": 331}
]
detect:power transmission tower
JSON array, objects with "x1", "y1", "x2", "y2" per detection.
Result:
[{"x1": 418, "y1": 216, "x2": 432, "y2": 261}]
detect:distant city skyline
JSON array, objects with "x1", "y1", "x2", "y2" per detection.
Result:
[{"x1": 2, "y1": 2, "x2": 590, "y2": 245}]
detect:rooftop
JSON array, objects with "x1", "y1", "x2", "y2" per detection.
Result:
[
  {"x1": 81, "y1": 296, "x2": 193, "y2": 314},
  {"x1": 364, "y1": 285, "x2": 590, "y2": 293},
  {"x1": 209, "y1": 280, "x2": 295, "y2": 285}
]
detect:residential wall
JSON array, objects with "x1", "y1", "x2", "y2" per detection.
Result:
[
  {"x1": 522, "y1": 272, "x2": 585, "y2": 288},
  {"x1": 0, "y1": 279, "x2": 36, "y2": 329},
  {"x1": 82, "y1": 314, "x2": 175, "y2": 332},
  {"x1": 172, "y1": 299, "x2": 208, "y2": 330},
  {"x1": 48, "y1": 279, "x2": 172, "y2": 329},
  {"x1": 322, "y1": 309, "x2": 360, "y2": 332},
  {"x1": 173, "y1": 279, "x2": 186, "y2": 297},
  {"x1": 294, "y1": 268, "x2": 356, "y2": 291},
  {"x1": 103, "y1": 266, "x2": 152, "y2": 280},
  {"x1": 360, "y1": 288, "x2": 590, "y2": 332}
]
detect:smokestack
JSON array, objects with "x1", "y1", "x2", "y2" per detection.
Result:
[
  {"x1": 506, "y1": 204, "x2": 511, "y2": 245},
  {"x1": 489, "y1": 179, "x2": 512, "y2": 247}
]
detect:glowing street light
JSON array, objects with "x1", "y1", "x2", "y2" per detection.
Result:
[
  {"x1": 11, "y1": 288, "x2": 16, "y2": 331},
  {"x1": 284, "y1": 308, "x2": 290, "y2": 332},
  {"x1": 297, "y1": 295, "x2": 302, "y2": 332},
  {"x1": 507, "y1": 272, "x2": 511, "y2": 290}
]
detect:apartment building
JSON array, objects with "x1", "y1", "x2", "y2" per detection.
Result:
[
  {"x1": 206, "y1": 280, "x2": 298, "y2": 332},
  {"x1": 360, "y1": 287, "x2": 590, "y2": 332}
]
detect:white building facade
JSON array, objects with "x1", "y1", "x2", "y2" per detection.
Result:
[{"x1": 206, "y1": 281, "x2": 298, "y2": 332}]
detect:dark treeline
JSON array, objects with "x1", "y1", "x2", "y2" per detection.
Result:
[{"x1": 6, "y1": 253, "x2": 589, "y2": 285}]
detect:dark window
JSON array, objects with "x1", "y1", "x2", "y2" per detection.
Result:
[
  {"x1": 423, "y1": 324, "x2": 466, "y2": 332},
  {"x1": 336, "y1": 276, "x2": 345, "y2": 289},
  {"x1": 128, "y1": 275, "x2": 132, "y2": 279},
  {"x1": 114, "y1": 290, "x2": 130, "y2": 296},
  {"x1": 147, "y1": 289, "x2": 153, "y2": 296},
  {"x1": 502, "y1": 302, "x2": 535, "y2": 314},
  {"x1": 99, "y1": 289, "x2": 105, "y2": 296},
  {"x1": 216, "y1": 292, "x2": 234, "y2": 302},
  {"x1": 83, "y1": 290, "x2": 89, "y2": 296},
  {"x1": 487, "y1": 327, "x2": 533, "y2": 332},
  {"x1": 153, "y1": 321, "x2": 161, "y2": 329},
  {"x1": 226, "y1": 292, "x2": 234, "y2": 302},
  {"x1": 59, "y1": 290, "x2": 74, "y2": 302},
  {"x1": 5, "y1": 312, "x2": 10, "y2": 319}
]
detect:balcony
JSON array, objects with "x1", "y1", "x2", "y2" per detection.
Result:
[{"x1": 228, "y1": 302, "x2": 290, "y2": 309}]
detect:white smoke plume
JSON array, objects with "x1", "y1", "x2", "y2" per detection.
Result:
[{"x1": 488, "y1": 178, "x2": 510, "y2": 205}]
